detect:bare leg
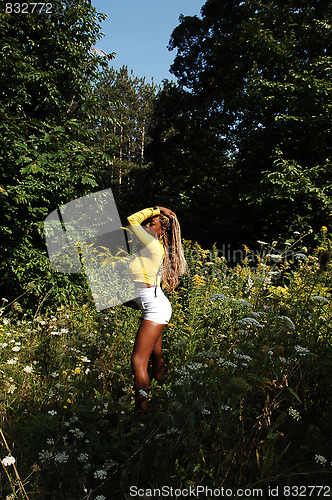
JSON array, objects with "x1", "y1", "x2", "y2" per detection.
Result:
[
  {"x1": 131, "y1": 319, "x2": 165, "y2": 414},
  {"x1": 150, "y1": 332, "x2": 165, "y2": 382}
]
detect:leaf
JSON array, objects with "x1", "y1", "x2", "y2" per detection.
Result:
[{"x1": 288, "y1": 387, "x2": 302, "y2": 404}]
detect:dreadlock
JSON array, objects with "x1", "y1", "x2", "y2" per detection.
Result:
[{"x1": 159, "y1": 214, "x2": 187, "y2": 292}]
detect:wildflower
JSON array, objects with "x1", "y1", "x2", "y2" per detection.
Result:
[
  {"x1": 208, "y1": 293, "x2": 229, "y2": 301},
  {"x1": 293, "y1": 253, "x2": 308, "y2": 261},
  {"x1": 276, "y1": 315, "x2": 296, "y2": 331},
  {"x1": 2, "y1": 455, "x2": 16, "y2": 466},
  {"x1": 311, "y1": 295, "x2": 329, "y2": 304},
  {"x1": 46, "y1": 438, "x2": 54, "y2": 445},
  {"x1": 11, "y1": 346, "x2": 20, "y2": 352},
  {"x1": 246, "y1": 278, "x2": 255, "y2": 290},
  {"x1": 237, "y1": 317, "x2": 263, "y2": 328},
  {"x1": 315, "y1": 454, "x2": 327, "y2": 465},
  {"x1": 233, "y1": 349, "x2": 252, "y2": 362},
  {"x1": 81, "y1": 356, "x2": 91, "y2": 363},
  {"x1": 0, "y1": 342, "x2": 8, "y2": 348},
  {"x1": 321, "y1": 226, "x2": 328, "y2": 232},
  {"x1": 257, "y1": 240, "x2": 268, "y2": 245},
  {"x1": 201, "y1": 408, "x2": 211, "y2": 415},
  {"x1": 236, "y1": 299, "x2": 253, "y2": 308},
  {"x1": 288, "y1": 407, "x2": 301, "y2": 421},
  {"x1": 78, "y1": 453, "x2": 89, "y2": 462},
  {"x1": 267, "y1": 254, "x2": 282, "y2": 262},
  {"x1": 48, "y1": 410, "x2": 57, "y2": 416},
  {"x1": 95, "y1": 496, "x2": 106, "y2": 500},
  {"x1": 1, "y1": 298, "x2": 8, "y2": 303},
  {"x1": 218, "y1": 358, "x2": 237, "y2": 369},
  {"x1": 69, "y1": 428, "x2": 85, "y2": 439},
  {"x1": 39, "y1": 450, "x2": 53, "y2": 462},
  {"x1": 53, "y1": 451, "x2": 69, "y2": 463},
  {"x1": 7, "y1": 358, "x2": 18, "y2": 365},
  {"x1": 295, "y1": 345, "x2": 310, "y2": 356},
  {"x1": 220, "y1": 404, "x2": 231, "y2": 411},
  {"x1": 93, "y1": 469, "x2": 108, "y2": 480},
  {"x1": 138, "y1": 389, "x2": 148, "y2": 398}
]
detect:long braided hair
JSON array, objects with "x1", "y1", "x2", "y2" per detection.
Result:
[{"x1": 158, "y1": 214, "x2": 187, "y2": 292}]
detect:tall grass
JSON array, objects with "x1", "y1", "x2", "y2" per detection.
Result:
[{"x1": 0, "y1": 229, "x2": 331, "y2": 499}]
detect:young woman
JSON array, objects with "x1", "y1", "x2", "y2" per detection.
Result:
[{"x1": 127, "y1": 206, "x2": 186, "y2": 415}]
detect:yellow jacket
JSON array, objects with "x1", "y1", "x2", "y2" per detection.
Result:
[{"x1": 127, "y1": 207, "x2": 165, "y2": 286}]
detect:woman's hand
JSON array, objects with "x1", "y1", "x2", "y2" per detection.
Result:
[{"x1": 158, "y1": 206, "x2": 175, "y2": 217}]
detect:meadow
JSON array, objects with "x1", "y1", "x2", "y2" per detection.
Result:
[{"x1": 1, "y1": 229, "x2": 332, "y2": 499}]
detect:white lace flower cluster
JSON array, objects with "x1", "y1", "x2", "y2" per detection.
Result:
[{"x1": 288, "y1": 407, "x2": 300, "y2": 421}]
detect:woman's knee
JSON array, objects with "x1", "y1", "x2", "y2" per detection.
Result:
[{"x1": 131, "y1": 352, "x2": 147, "y2": 373}]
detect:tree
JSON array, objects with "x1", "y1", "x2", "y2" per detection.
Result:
[
  {"x1": 0, "y1": 0, "x2": 109, "y2": 304},
  {"x1": 92, "y1": 66, "x2": 158, "y2": 213},
  {"x1": 155, "y1": 0, "x2": 332, "y2": 246}
]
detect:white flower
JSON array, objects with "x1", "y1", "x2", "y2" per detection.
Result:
[
  {"x1": 7, "y1": 358, "x2": 18, "y2": 365},
  {"x1": 267, "y1": 253, "x2": 282, "y2": 262},
  {"x1": 288, "y1": 407, "x2": 300, "y2": 421},
  {"x1": 237, "y1": 317, "x2": 262, "y2": 328},
  {"x1": 257, "y1": 240, "x2": 268, "y2": 245},
  {"x1": 293, "y1": 253, "x2": 308, "y2": 260},
  {"x1": 81, "y1": 356, "x2": 91, "y2": 363},
  {"x1": 38, "y1": 449, "x2": 53, "y2": 462},
  {"x1": 220, "y1": 404, "x2": 231, "y2": 411},
  {"x1": 93, "y1": 469, "x2": 108, "y2": 480},
  {"x1": 315, "y1": 454, "x2": 327, "y2": 465},
  {"x1": 311, "y1": 296, "x2": 329, "y2": 304},
  {"x1": 295, "y1": 345, "x2": 310, "y2": 356},
  {"x1": 78, "y1": 453, "x2": 89, "y2": 462},
  {"x1": 23, "y1": 366, "x2": 33, "y2": 373},
  {"x1": 138, "y1": 389, "x2": 148, "y2": 398},
  {"x1": 276, "y1": 316, "x2": 296, "y2": 331},
  {"x1": 233, "y1": 349, "x2": 252, "y2": 362},
  {"x1": 236, "y1": 299, "x2": 252, "y2": 308},
  {"x1": 53, "y1": 451, "x2": 69, "y2": 463},
  {"x1": 2, "y1": 455, "x2": 16, "y2": 466},
  {"x1": 95, "y1": 496, "x2": 106, "y2": 500},
  {"x1": 218, "y1": 358, "x2": 237, "y2": 369},
  {"x1": 0, "y1": 343, "x2": 8, "y2": 348},
  {"x1": 48, "y1": 410, "x2": 57, "y2": 416},
  {"x1": 46, "y1": 438, "x2": 54, "y2": 445},
  {"x1": 209, "y1": 293, "x2": 229, "y2": 301}
]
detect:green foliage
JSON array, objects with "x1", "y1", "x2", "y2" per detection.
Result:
[
  {"x1": 148, "y1": 0, "x2": 332, "y2": 246},
  {"x1": 1, "y1": 230, "x2": 332, "y2": 498},
  {"x1": 0, "y1": 0, "x2": 110, "y2": 302}
]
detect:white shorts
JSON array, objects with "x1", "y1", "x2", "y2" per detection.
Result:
[{"x1": 135, "y1": 286, "x2": 172, "y2": 325}]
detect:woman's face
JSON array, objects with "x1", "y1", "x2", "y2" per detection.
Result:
[{"x1": 144, "y1": 215, "x2": 162, "y2": 237}]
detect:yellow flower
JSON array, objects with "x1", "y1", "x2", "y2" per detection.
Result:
[{"x1": 321, "y1": 226, "x2": 328, "y2": 232}]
